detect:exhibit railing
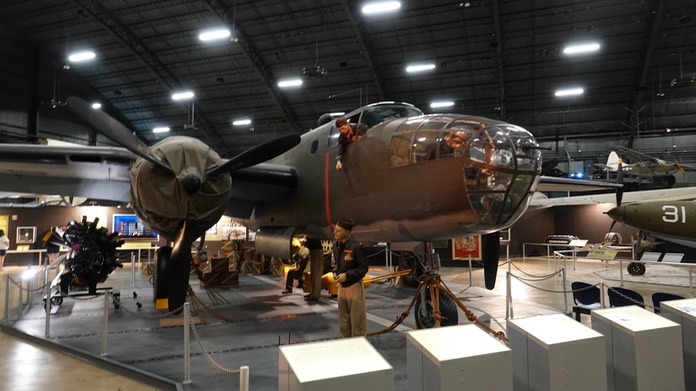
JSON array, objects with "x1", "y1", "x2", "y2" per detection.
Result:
[{"x1": 505, "y1": 257, "x2": 694, "y2": 320}]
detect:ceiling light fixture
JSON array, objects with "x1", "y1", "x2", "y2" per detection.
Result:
[
  {"x1": 232, "y1": 119, "x2": 252, "y2": 126},
  {"x1": 171, "y1": 91, "x2": 195, "y2": 101},
  {"x1": 430, "y1": 100, "x2": 455, "y2": 108},
  {"x1": 406, "y1": 63, "x2": 436, "y2": 74},
  {"x1": 68, "y1": 50, "x2": 96, "y2": 62},
  {"x1": 153, "y1": 127, "x2": 170, "y2": 133},
  {"x1": 563, "y1": 42, "x2": 600, "y2": 55},
  {"x1": 329, "y1": 112, "x2": 345, "y2": 117},
  {"x1": 198, "y1": 28, "x2": 231, "y2": 42},
  {"x1": 277, "y1": 79, "x2": 303, "y2": 88},
  {"x1": 362, "y1": 1, "x2": 401, "y2": 15},
  {"x1": 554, "y1": 88, "x2": 584, "y2": 97},
  {"x1": 91, "y1": 102, "x2": 102, "y2": 109}
]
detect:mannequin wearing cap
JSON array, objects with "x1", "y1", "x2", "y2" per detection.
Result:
[
  {"x1": 282, "y1": 238, "x2": 309, "y2": 294},
  {"x1": 332, "y1": 218, "x2": 368, "y2": 337},
  {"x1": 335, "y1": 116, "x2": 356, "y2": 171}
]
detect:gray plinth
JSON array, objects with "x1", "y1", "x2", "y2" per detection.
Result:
[
  {"x1": 508, "y1": 313, "x2": 607, "y2": 391},
  {"x1": 661, "y1": 298, "x2": 696, "y2": 391},
  {"x1": 278, "y1": 336, "x2": 393, "y2": 391},
  {"x1": 592, "y1": 306, "x2": 685, "y2": 391},
  {"x1": 406, "y1": 324, "x2": 511, "y2": 391}
]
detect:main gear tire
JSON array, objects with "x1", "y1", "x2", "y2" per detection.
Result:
[{"x1": 414, "y1": 289, "x2": 458, "y2": 329}]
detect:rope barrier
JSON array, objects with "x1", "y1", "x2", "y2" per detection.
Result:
[{"x1": 186, "y1": 304, "x2": 241, "y2": 376}]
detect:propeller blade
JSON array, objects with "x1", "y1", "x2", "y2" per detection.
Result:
[
  {"x1": 167, "y1": 221, "x2": 195, "y2": 312},
  {"x1": 482, "y1": 233, "x2": 501, "y2": 289},
  {"x1": 616, "y1": 158, "x2": 624, "y2": 206},
  {"x1": 608, "y1": 220, "x2": 617, "y2": 233},
  {"x1": 66, "y1": 97, "x2": 174, "y2": 174},
  {"x1": 676, "y1": 163, "x2": 686, "y2": 176},
  {"x1": 206, "y1": 134, "x2": 301, "y2": 177}
]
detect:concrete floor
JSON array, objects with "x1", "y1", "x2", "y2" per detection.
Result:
[{"x1": 0, "y1": 256, "x2": 693, "y2": 390}]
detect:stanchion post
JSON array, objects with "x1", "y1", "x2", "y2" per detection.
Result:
[
  {"x1": 100, "y1": 291, "x2": 110, "y2": 356},
  {"x1": 505, "y1": 271, "x2": 512, "y2": 320},
  {"x1": 5, "y1": 274, "x2": 11, "y2": 320},
  {"x1": 467, "y1": 256, "x2": 472, "y2": 286},
  {"x1": 240, "y1": 365, "x2": 249, "y2": 391},
  {"x1": 600, "y1": 281, "x2": 606, "y2": 308},
  {"x1": 131, "y1": 252, "x2": 136, "y2": 288},
  {"x1": 44, "y1": 268, "x2": 51, "y2": 337},
  {"x1": 183, "y1": 302, "x2": 191, "y2": 384},
  {"x1": 18, "y1": 279, "x2": 24, "y2": 307},
  {"x1": 561, "y1": 267, "x2": 568, "y2": 314}
]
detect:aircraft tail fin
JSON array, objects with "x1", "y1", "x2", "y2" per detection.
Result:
[
  {"x1": 594, "y1": 151, "x2": 621, "y2": 171},
  {"x1": 605, "y1": 151, "x2": 620, "y2": 171}
]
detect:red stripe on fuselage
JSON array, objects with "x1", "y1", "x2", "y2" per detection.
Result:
[{"x1": 324, "y1": 152, "x2": 333, "y2": 230}]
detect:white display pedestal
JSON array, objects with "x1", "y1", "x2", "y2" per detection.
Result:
[
  {"x1": 592, "y1": 306, "x2": 685, "y2": 391},
  {"x1": 406, "y1": 324, "x2": 511, "y2": 391},
  {"x1": 660, "y1": 298, "x2": 696, "y2": 391},
  {"x1": 507, "y1": 313, "x2": 606, "y2": 391},
  {"x1": 278, "y1": 337, "x2": 393, "y2": 391}
]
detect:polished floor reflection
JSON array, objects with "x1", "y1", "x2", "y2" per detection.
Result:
[{"x1": 0, "y1": 257, "x2": 692, "y2": 390}]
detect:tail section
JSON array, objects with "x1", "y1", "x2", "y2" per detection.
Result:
[{"x1": 596, "y1": 151, "x2": 621, "y2": 172}]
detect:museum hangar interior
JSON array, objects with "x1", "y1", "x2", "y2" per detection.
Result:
[{"x1": 0, "y1": 1, "x2": 695, "y2": 390}]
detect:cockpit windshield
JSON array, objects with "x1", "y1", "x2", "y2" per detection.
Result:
[{"x1": 360, "y1": 105, "x2": 423, "y2": 128}]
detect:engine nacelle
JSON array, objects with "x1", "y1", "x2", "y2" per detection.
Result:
[{"x1": 254, "y1": 226, "x2": 298, "y2": 259}]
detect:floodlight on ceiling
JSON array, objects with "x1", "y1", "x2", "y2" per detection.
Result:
[
  {"x1": 68, "y1": 50, "x2": 96, "y2": 62},
  {"x1": 406, "y1": 63, "x2": 436, "y2": 74},
  {"x1": 153, "y1": 127, "x2": 170, "y2": 133},
  {"x1": 362, "y1": 1, "x2": 401, "y2": 15},
  {"x1": 563, "y1": 42, "x2": 600, "y2": 55},
  {"x1": 232, "y1": 118, "x2": 252, "y2": 126},
  {"x1": 554, "y1": 87, "x2": 584, "y2": 97},
  {"x1": 91, "y1": 102, "x2": 102, "y2": 109},
  {"x1": 430, "y1": 100, "x2": 455, "y2": 108},
  {"x1": 277, "y1": 78, "x2": 303, "y2": 88},
  {"x1": 329, "y1": 112, "x2": 345, "y2": 117},
  {"x1": 199, "y1": 28, "x2": 231, "y2": 42},
  {"x1": 171, "y1": 91, "x2": 195, "y2": 101}
]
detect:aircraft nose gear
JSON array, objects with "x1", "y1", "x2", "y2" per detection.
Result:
[{"x1": 627, "y1": 262, "x2": 646, "y2": 276}]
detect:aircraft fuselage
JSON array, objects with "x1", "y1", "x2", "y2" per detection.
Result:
[
  {"x1": 244, "y1": 104, "x2": 542, "y2": 242},
  {"x1": 607, "y1": 201, "x2": 696, "y2": 248}
]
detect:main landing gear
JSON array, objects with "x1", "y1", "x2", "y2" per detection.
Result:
[{"x1": 368, "y1": 242, "x2": 506, "y2": 343}]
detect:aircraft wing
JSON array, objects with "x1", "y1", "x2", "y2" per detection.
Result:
[
  {"x1": 0, "y1": 143, "x2": 298, "y2": 207},
  {"x1": 0, "y1": 143, "x2": 133, "y2": 202},
  {"x1": 530, "y1": 185, "x2": 696, "y2": 207},
  {"x1": 535, "y1": 176, "x2": 623, "y2": 192},
  {"x1": 612, "y1": 145, "x2": 656, "y2": 163}
]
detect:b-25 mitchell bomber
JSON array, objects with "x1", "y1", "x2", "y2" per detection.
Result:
[{"x1": 0, "y1": 98, "x2": 620, "y2": 314}]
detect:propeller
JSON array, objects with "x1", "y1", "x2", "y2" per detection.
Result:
[
  {"x1": 66, "y1": 95, "x2": 302, "y2": 312},
  {"x1": 615, "y1": 157, "x2": 624, "y2": 206},
  {"x1": 66, "y1": 97, "x2": 174, "y2": 174},
  {"x1": 206, "y1": 133, "x2": 301, "y2": 176}
]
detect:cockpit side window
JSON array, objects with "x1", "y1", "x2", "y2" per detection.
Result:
[
  {"x1": 390, "y1": 132, "x2": 414, "y2": 167},
  {"x1": 328, "y1": 123, "x2": 340, "y2": 148}
]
